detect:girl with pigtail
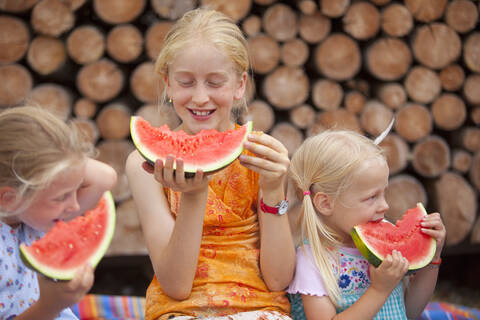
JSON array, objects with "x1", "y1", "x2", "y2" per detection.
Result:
[{"x1": 286, "y1": 130, "x2": 446, "y2": 320}]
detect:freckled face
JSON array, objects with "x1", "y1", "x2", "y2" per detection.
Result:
[
  {"x1": 165, "y1": 42, "x2": 247, "y2": 134},
  {"x1": 16, "y1": 162, "x2": 86, "y2": 232},
  {"x1": 326, "y1": 157, "x2": 390, "y2": 246}
]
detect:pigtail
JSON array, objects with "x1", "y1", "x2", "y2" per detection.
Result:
[{"x1": 301, "y1": 195, "x2": 342, "y2": 307}]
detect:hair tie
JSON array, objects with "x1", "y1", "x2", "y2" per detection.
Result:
[{"x1": 303, "y1": 190, "x2": 311, "y2": 196}]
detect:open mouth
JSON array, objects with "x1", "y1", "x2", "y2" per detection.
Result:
[{"x1": 189, "y1": 109, "x2": 215, "y2": 117}]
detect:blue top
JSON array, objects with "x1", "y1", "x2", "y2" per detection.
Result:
[
  {"x1": 287, "y1": 244, "x2": 407, "y2": 320},
  {"x1": 0, "y1": 221, "x2": 78, "y2": 320}
]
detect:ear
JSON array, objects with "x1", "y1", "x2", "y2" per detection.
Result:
[
  {"x1": 0, "y1": 187, "x2": 18, "y2": 210},
  {"x1": 312, "y1": 192, "x2": 334, "y2": 216},
  {"x1": 234, "y1": 71, "x2": 247, "y2": 100}
]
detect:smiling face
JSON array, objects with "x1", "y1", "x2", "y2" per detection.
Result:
[
  {"x1": 165, "y1": 42, "x2": 247, "y2": 134},
  {"x1": 323, "y1": 157, "x2": 390, "y2": 246},
  {"x1": 15, "y1": 162, "x2": 86, "y2": 232}
]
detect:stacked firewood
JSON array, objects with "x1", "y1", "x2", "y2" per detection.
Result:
[{"x1": 0, "y1": 0, "x2": 478, "y2": 254}]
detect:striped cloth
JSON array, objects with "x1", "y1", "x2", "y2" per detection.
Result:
[
  {"x1": 71, "y1": 294, "x2": 145, "y2": 320},
  {"x1": 70, "y1": 295, "x2": 480, "y2": 320}
]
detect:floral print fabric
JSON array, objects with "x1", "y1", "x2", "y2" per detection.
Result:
[{"x1": 145, "y1": 149, "x2": 291, "y2": 320}]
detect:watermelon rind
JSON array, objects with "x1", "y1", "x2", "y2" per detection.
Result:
[
  {"x1": 130, "y1": 116, "x2": 253, "y2": 174},
  {"x1": 350, "y1": 203, "x2": 436, "y2": 271},
  {"x1": 19, "y1": 191, "x2": 116, "y2": 280}
]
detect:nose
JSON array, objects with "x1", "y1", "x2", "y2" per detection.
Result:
[
  {"x1": 379, "y1": 195, "x2": 389, "y2": 213},
  {"x1": 192, "y1": 84, "x2": 209, "y2": 106},
  {"x1": 66, "y1": 192, "x2": 81, "y2": 213}
]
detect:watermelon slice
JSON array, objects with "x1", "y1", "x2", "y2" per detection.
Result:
[
  {"x1": 351, "y1": 203, "x2": 436, "y2": 271},
  {"x1": 20, "y1": 191, "x2": 116, "y2": 280},
  {"x1": 130, "y1": 116, "x2": 252, "y2": 174}
]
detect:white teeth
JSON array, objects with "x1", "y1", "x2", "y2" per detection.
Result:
[{"x1": 191, "y1": 110, "x2": 212, "y2": 116}]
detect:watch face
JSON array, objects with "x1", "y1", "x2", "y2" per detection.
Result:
[{"x1": 278, "y1": 200, "x2": 289, "y2": 215}]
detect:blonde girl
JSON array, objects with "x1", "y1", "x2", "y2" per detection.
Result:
[
  {"x1": 0, "y1": 106, "x2": 117, "y2": 320},
  {"x1": 287, "y1": 130, "x2": 446, "y2": 320},
  {"x1": 125, "y1": 8, "x2": 295, "y2": 320}
]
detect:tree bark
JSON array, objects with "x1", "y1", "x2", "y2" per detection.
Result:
[
  {"x1": 71, "y1": 118, "x2": 99, "y2": 145},
  {"x1": 463, "y1": 32, "x2": 480, "y2": 73},
  {"x1": 106, "y1": 24, "x2": 143, "y2": 63},
  {"x1": 0, "y1": 15, "x2": 30, "y2": 64},
  {"x1": 463, "y1": 74, "x2": 480, "y2": 105},
  {"x1": 469, "y1": 151, "x2": 480, "y2": 192},
  {"x1": 27, "y1": 36, "x2": 66, "y2": 75},
  {"x1": 394, "y1": 103, "x2": 433, "y2": 143},
  {"x1": 471, "y1": 107, "x2": 480, "y2": 126},
  {"x1": 145, "y1": 21, "x2": 173, "y2": 61},
  {"x1": 0, "y1": 64, "x2": 33, "y2": 107},
  {"x1": 385, "y1": 174, "x2": 427, "y2": 223},
  {"x1": 297, "y1": 0, "x2": 316, "y2": 15},
  {"x1": 308, "y1": 109, "x2": 362, "y2": 137},
  {"x1": 404, "y1": 66, "x2": 441, "y2": 104},
  {"x1": 0, "y1": 0, "x2": 39, "y2": 12},
  {"x1": 93, "y1": 0, "x2": 146, "y2": 24},
  {"x1": 201, "y1": 0, "x2": 252, "y2": 22},
  {"x1": 412, "y1": 135, "x2": 451, "y2": 178},
  {"x1": 320, "y1": 0, "x2": 350, "y2": 18},
  {"x1": 242, "y1": 100, "x2": 275, "y2": 133},
  {"x1": 242, "y1": 15, "x2": 261, "y2": 37},
  {"x1": 135, "y1": 103, "x2": 181, "y2": 129},
  {"x1": 452, "y1": 127, "x2": 480, "y2": 153}
]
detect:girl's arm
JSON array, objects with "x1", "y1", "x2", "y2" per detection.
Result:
[
  {"x1": 77, "y1": 158, "x2": 117, "y2": 213},
  {"x1": 15, "y1": 264, "x2": 94, "y2": 320},
  {"x1": 125, "y1": 151, "x2": 209, "y2": 300},
  {"x1": 302, "y1": 251, "x2": 408, "y2": 320},
  {"x1": 404, "y1": 212, "x2": 446, "y2": 319},
  {"x1": 240, "y1": 133, "x2": 296, "y2": 291}
]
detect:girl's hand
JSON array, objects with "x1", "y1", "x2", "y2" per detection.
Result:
[
  {"x1": 142, "y1": 156, "x2": 209, "y2": 195},
  {"x1": 240, "y1": 133, "x2": 290, "y2": 192},
  {"x1": 369, "y1": 250, "x2": 409, "y2": 295},
  {"x1": 37, "y1": 264, "x2": 94, "y2": 314},
  {"x1": 420, "y1": 212, "x2": 446, "y2": 260}
]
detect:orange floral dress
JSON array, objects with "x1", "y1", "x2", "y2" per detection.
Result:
[{"x1": 145, "y1": 149, "x2": 290, "y2": 320}]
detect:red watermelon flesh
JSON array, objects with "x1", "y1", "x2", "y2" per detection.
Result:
[
  {"x1": 130, "y1": 116, "x2": 252, "y2": 174},
  {"x1": 351, "y1": 203, "x2": 436, "y2": 270},
  {"x1": 20, "y1": 191, "x2": 115, "y2": 280}
]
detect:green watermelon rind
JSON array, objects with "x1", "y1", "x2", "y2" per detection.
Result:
[
  {"x1": 350, "y1": 203, "x2": 436, "y2": 271},
  {"x1": 19, "y1": 191, "x2": 116, "y2": 280},
  {"x1": 130, "y1": 116, "x2": 253, "y2": 174}
]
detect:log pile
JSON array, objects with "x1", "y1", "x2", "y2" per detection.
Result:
[{"x1": 0, "y1": 0, "x2": 479, "y2": 255}]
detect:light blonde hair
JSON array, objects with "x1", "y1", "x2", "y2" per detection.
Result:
[
  {"x1": 0, "y1": 106, "x2": 94, "y2": 215},
  {"x1": 155, "y1": 8, "x2": 250, "y2": 121},
  {"x1": 289, "y1": 130, "x2": 386, "y2": 306}
]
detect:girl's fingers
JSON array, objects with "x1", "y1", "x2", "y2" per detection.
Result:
[
  {"x1": 174, "y1": 158, "x2": 185, "y2": 184},
  {"x1": 247, "y1": 133, "x2": 288, "y2": 155},
  {"x1": 142, "y1": 161, "x2": 154, "y2": 174}
]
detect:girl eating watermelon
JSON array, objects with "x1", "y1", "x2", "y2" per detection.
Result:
[
  {"x1": 125, "y1": 7, "x2": 295, "y2": 320},
  {"x1": 0, "y1": 106, "x2": 117, "y2": 319},
  {"x1": 286, "y1": 130, "x2": 446, "y2": 320}
]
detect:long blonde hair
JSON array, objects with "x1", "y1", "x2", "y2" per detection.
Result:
[
  {"x1": 289, "y1": 130, "x2": 385, "y2": 306},
  {"x1": 155, "y1": 8, "x2": 250, "y2": 120},
  {"x1": 0, "y1": 106, "x2": 94, "y2": 215}
]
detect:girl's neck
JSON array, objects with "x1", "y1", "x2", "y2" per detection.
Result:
[{"x1": 1, "y1": 215, "x2": 21, "y2": 228}]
